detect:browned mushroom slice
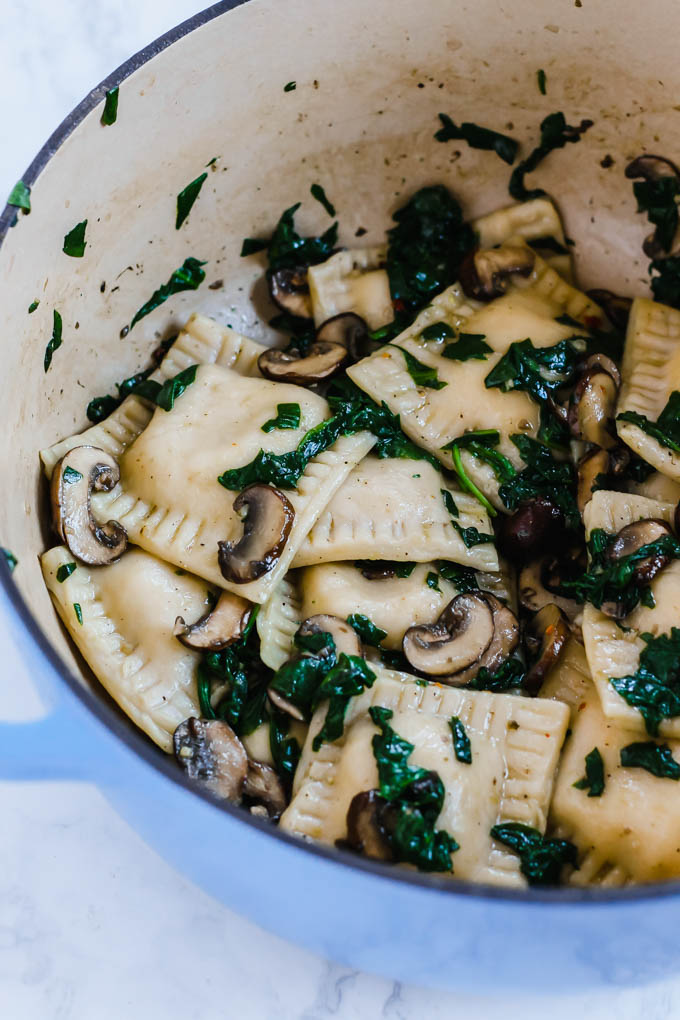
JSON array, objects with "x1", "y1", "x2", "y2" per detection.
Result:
[
  {"x1": 218, "y1": 484, "x2": 295, "y2": 584},
  {"x1": 297, "y1": 613, "x2": 362, "y2": 658},
  {"x1": 496, "y1": 497, "x2": 565, "y2": 564},
  {"x1": 450, "y1": 593, "x2": 520, "y2": 686},
  {"x1": 586, "y1": 289, "x2": 632, "y2": 332},
  {"x1": 524, "y1": 604, "x2": 570, "y2": 695},
  {"x1": 519, "y1": 556, "x2": 581, "y2": 622},
  {"x1": 357, "y1": 561, "x2": 399, "y2": 580},
  {"x1": 577, "y1": 448, "x2": 610, "y2": 518},
  {"x1": 403, "y1": 593, "x2": 495, "y2": 677},
  {"x1": 268, "y1": 266, "x2": 313, "y2": 319},
  {"x1": 174, "y1": 717, "x2": 248, "y2": 801},
  {"x1": 257, "y1": 341, "x2": 347, "y2": 384},
  {"x1": 50, "y1": 446, "x2": 128, "y2": 565},
  {"x1": 599, "y1": 520, "x2": 674, "y2": 613},
  {"x1": 459, "y1": 245, "x2": 535, "y2": 302},
  {"x1": 174, "y1": 591, "x2": 253, "y2": 650},
  {"x1": 344, "y1": 790, "x2": 393, "y2": 861},
  {"x1": 243, "y1": 760, "x2": 287, "y2": 818},
  {"x1": 568, "y1": 368, "x2": 619, "y2": 449},
  {"x1": 267, "y1": 688, "x2": 307, "y2": 722},
  {"x1": 579, "y1": 353, "x2": 621, "y2": 389},
  {"x1": 316, "y1": 313, "x2": 370, "y2": 361}
]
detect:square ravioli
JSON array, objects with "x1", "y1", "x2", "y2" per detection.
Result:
[
  {"x1": 581, "y1": 490, "x2": 680, "y2": 737},
  {"x1": 472, "y1": 197, "x2": 572, "y2": 281},
  {"x1": 91, "y1": 362, "x2": 374, "y2": 601},
  {"x1": 42, "y1": 545, "x2": 210, "y2": 751},
  {"x1": 347, "y1": 246, "x2": 603, "y2": 507},
  {"x1": 307, "y1": 247, "x2": 392, "y2": 329},
  {"x1": 293, "y1": 456, "x2": 498, "y2": 572},
  {"x1": 542, "y1": 639, "x2": 680, "y2": 885},
  {"x1": 616, "y1": 297, "x2": 680, "y2": 481},
  {"x1": 281, "y1": 668, "x2": 568, "y2": 886}
]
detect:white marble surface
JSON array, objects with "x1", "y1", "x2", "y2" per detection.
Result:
[{"x1": 2, "y1": 2, "x2": 680, "y2": 1017}]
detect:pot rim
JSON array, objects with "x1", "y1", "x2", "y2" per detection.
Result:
[{"x1": 1, "y1": 0, "x2": 676, "y2": 908}]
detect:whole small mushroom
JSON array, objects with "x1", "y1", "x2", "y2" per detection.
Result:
[
  {"x1": 218, "y1": 484, "x2": 295, "y2": 584},
  {"x1": 496, "y1": 497, "x2": 565, "y2": 564},
  {"x1": 50, "y1": 446, "x2": 128, "y2": 565},
  {"x1": 459, "y1": 245, "x2": 536, "y2": 302}
]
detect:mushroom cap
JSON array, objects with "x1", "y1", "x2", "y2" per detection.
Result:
[
  {"x1": 243, "y1": 760, "x2": 287, "y2": 818},
  {"x1": 625, "y1": 154, "x2": 680, "y2": 181},
  {"x1": 496, "y1": 497, "x2": 565, "y2": 564},
  {"x1": 174, "y1": 717, "x2": 248, "y2": 801},
  {"x1": 603, "y1": 519, "x2": 674, "y2": 598},
  {"x1": 316, "y1": 313, "x2": 371, "y2": 361},
  {"x1": 50, "y1": 446, "x2": 128, "y2": 565},
  {"x1": 524, "y1": 603, "x2": 570, "y2": 695},
  {"x1": 403, "y1": 593, "x2": 495, "y2": 677},
  {"x1": 297, "y1": 613, "x2": 362, "y2": 659},
  {"x1": 449, "y1": 593, "x2": 520, "y2": 686},
  {"x1": 344, "y1": 789, "x2": 393, "y2": 861},
  {"x1": 459, "y1": 244, "x2": 535, "y2": 302},
  {"x1": 218, "y1": 484, "x2": 295, "y2": 584},
  {"x1": 568, "y1": 368, "x2": 619, "y2": 449},
  {"x1": 267, "y1": 265, "x2": 313, "y2": 319},
  {"x1": 257, "y1": 341, "x2": 347, "y2": 384},
  {"x1": 174, "y1": 591, "x2": 253, "y2": 650}
]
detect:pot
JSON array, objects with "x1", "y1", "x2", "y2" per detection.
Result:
[{"x1": 1, "y1": 0, "x2": 678, "y2": 991}]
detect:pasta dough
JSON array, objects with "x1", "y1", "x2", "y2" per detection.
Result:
[
  {"x1": 472, "y1": 197, "x2": 572, "y2": 281},
  {"x1": 293, "y1": 456, "x2": 498, "y2": 572},
  {"x1": 542, "y1": 639, "x2": 680, "y2": 884},
  {"x1": 41, "y1": 545, "x2": 210, "y2": 752},
  {"x1": 256, "y1": 572, "x2": 303, "y2": 670},
  {"x1": 307, "y1": 248, "x2": 392, "y2": 329},
  {"x1": 281, "y1": 667, "x2": 569, "y2": 886}
]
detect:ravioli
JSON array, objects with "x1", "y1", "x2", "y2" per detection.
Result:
[
  {"x1": 616, "y1": 298, "x2": 680, "y2": 481},
  {"x1": 581, "y1": 490, "x2": 680, "y2": 736},
  {"x1": 91, "y1": 363, "x2": 374, "y2": 601},
  {"x1": 256, "y1": 572, "x2": 303, "y2": 670},
  {"x1": 347, "y1": 246, "x2": 604, "y2": 508},
  {"x1": 42, "y1": 545, "x2": 210, "y2": 752},
  {"x1": 307, "y1": 247, "x2": 392, "y2": 329},
  {"x1": 472, "y1": 197, "x2": 572, "y2": 281},
  {"x1": 281, "y1": 668, "x2": 569, "y2": 886},
  {"x1": 293, "y1": 456, "x2": 498, "y2": 572},
  {"x1": 542, "y1": 639, "x2": 680, "y2": 884}
]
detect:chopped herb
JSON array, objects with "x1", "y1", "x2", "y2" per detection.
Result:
[
  {"x1": 63, "y1": 220, "x2": 87, "y2": 258},
  {"x1": 310, "y1": 183, "x2": 336, "y2": 217},
  {"x1": 129, "y1": 257, "x2": 206, "y2": 330},
  {"x1": 44, "y1": 310, "x2": 63, "y2": 373},
  {"x1": 536, "y1": 69, "x2": 547, "y2": 95},
  {"x1": 176, "y1": 172, "x2": 208, "y2": 229},
  {"x1": 8, "y1": 180, "x2": 31, "y2": 212},
  {"x1": 617, "y1": 391, "x2": 680, "y2": 454},
  {"x1": 73, "y1": 603, "x2": 83, "y2": 625},
  {"x1": 484, "y1": 337, "x2": 585, "y2": 404},
  {"x1": 509, "y1": 111, "x2": 593, "y2": 202},
  {"x1": 56, "y1": 562, "x2": 77, "y2": 583},
  {"x1": 649, "y1": 255, "x2": 680, "y2": 309},
  {"x1": 435, "y1": 113, "x2": 518, "y2": 165},
  {"x1": 240, "y1": 237, "x2": 269, "y2": 256},
  {"x1": 311, "y1": 654, "x2": 376, "y2": 751},
  {"x1": 269, "y1": 709, "x2": 301, "y2": 788},
  {"x1": 573, "y1": 747, "x2": 605, "y2": 796},
  {"x1": 421, "y1": 321, "x2": 454, "y2": 342},
  {"x1": 284, "y1": 81, "x2": 297, "y2": 92},
  {"x1": 426, "y1": 571, "x2": 441, "y2": 592},
  {"x1": 101, "y1": 86, "x2": 119, "y2": 126},
  {"x1": 467, "y1": 657, "x2": 526, "y2": 692},
  {"x1": 197, "y1": 608, "x2": 271, "y2": 737},
  {"x1": 620, "y1": 740, "x2": 680, "y2": 780},
  {"x1": 610, "y1": 628, "x2": 680, "y2": 735},
  {"x1": 449, "y1": 716, "x2": 472, "y2": 763},
  {"x1": 206, "y1": 157, "x2": 218, "y2": 167},
  {"x1": 369, "y1": 706, "x2": 459, "y2": 871},
  {"x1": 391, "y1": 344, "x2": 447, "y2": 390},
  {"x1": 1, "y1": 548, "x2": 17, "y2": 572},
  {"x1": 62, "y1": 466, "x2": 83, "y2": 484},
  {"x1": 266, "y1": 203, "x2": 338, "y2": 273},
  {"x1": 631, "y1": 173, "x2": 680, "y2": 254},
  {"x1": 155, "y1": 364, "x2": 199, "y2": 412},
  {"x1": 28, "y1": 300, "x2": 39, "y2": 314},
  {"x1": 436, "y1": 561, "x2": 480, "y2": 593},
  {"x1": 559, "y1": 528, "x2": 680, "y2": 617},
  {"x1": 452, "y1": 523, "x2": 495, "y2": 548},
  {"x1": 347, "y1": 614, "x2": 388, "y2": 647},
  {"x1": 498, "y1": 434, "x2": 580, "y2": 529},
  {"x1": 440, "y1": 488, "x2": 459, "y2": 519},
  {"x1": 261, "y1": 402, "x2": 301, "y2": 433},
  {"x1": 354, "y1": 559, "x2": 417, "y2": 579},
  {"x1": 442, "y1": 333, "x2": 493, "y2": 362},
  {"x1": 490, "y1": 823, "x2": 578, "y2": 885}
]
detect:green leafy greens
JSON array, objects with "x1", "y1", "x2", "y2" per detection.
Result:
[
  {"x1": 8, "y1": 180, "x2": 31, "y2": 212},
  {"x1": 56, "y1": 562, "x2": 77, "y2": 583},
  {"x1": 449, "y1": 716, "x2": 472, "y2": 764},
  {"x1": 101, "y1": 86, "x2": 119, "y2": 126},
  {"x1": 498, "y1": 434, "x2": 580, "y2": 529},
  {"x1": 129, "y1": 257, "x2": 206, "y2": 329},
  {"x1": 435, "y1": 114, "x2": 518, "y2": 165},
  {"x1": 310, "y1": 183, "x2": 336, "y2": 217},
  {"x1": 1, "y1": 548, "x2": 18, "y2": 572},
  {"x1": 369, "y1": 705, "x2": 459, "y2": 872},
  {"x1": 391, "y1": 345, "x2": 447, "y2": 390},
  {"x1": 631, "y1": 172, "x2": 680, "y2": 254},
  {"x1": 466, "y1": 657, "x2": 526, "y2": 692},
  {"x1": 573, "y1": 747, "x2": 605, "y2": 796},
  {"x1": 420, "y1": 321, "x2": 454, "y2": 342},
  {"x1": 649, "y1": 255, "x2": 680, "y2": 309},
  {"x1": 347, "y1": 614, "x2": 388, "y2": 647},
  {"x1": 261, "y1": 402, "x2": 301, "y2": 433},
  {"x1": 610, "y1": 628, "x2": 680, "y2": 736},
  {"x1": 441, "y1": 430, "x2": 515, "y2": 517},
  {"x1": 155, "y1": 365, "x2": 198, "y2": 411},
  {"x1": 509, "y1": 112, "x2": 593, "y2": 202},
  {"x1": 176, "y1": 172, "x2": 208, "y2": 229},
  {"x1": 44, "y1": 310, "x2": 63, "y2": 373},
  {"x1": 490, "y1": 822, "x2": 578, "y2": 885},
  {"x1": 617, "y1": 391, "x2": 680, "y2": 454},
  {"x1": 620, "y1": 740, "x2": 680, "y2": 779},
  {"x1": 28, "y1": 300, "x2": 39, "y2": 314},
  {"x1": 63, "y1": 220, "x2": 88, "y2": 258},
  {"x1": 426, "y1": 571, "x2": 441, "y2": 592},
  {"x1": 536, "y1": 69, "x2": 547, "y2": 95},
  {"x1": 311, "y1": 655, "x2": 376, "y2": 751},
  {"x1": 441, "y1": 333, "x2": 493, "y2": 362},
  {"x1": 283, "y1": 81, "x2": 296, "y2": 92},
  {"x1": 73, "y1": 603, "x2": 83, "y2": 625},
  {"x1": 484, "y1": 337, "x2": 585, "y2": 404}
]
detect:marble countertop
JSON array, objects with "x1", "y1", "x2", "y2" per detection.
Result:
[{"x1": 1, "y1": 2, "x2": 680, "y2": 1017}]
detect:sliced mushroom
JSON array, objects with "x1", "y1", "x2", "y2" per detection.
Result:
[
  {"x1": 524, "y1": 604, "x2": 570, "y2": 695},
  {"x1": 267, "y1": 687, "x2": 306, "y2": 722},
  {"x1": 344, "y1": 790, "x2": 393, "y2": 861},
  {"x1": 174, "y1": 717, "x2": 248, "y2": 801},
  {"x1": 357, "y1": 561, "x2": 399, "y2": 580},
  {"x1": 243, "y1": 760, "x2": 287, "y2": 818},
  {"x1": 519, "y1": 556, "x2": 582, "y2": 621},
  {"x1": 606, "y1": 518, "x2": 673, "y2": 583},
  {"x1": 579, "y1": 353, "x2": 621, "y2": 389},
  {"x1": 403, "y1": 593, "x2": 495, "y2": 677},
  {"x1": 577, "y1": 448, "x2": 610, "y2": 517},
  {"x1": 50, "y1": 446, "x2": 128, "y2": 565},
  {"x1": 257, "y1": 341, "x2": 347, "y2": 384},
  {"x1": 297, "y1": 614, "x2": 362, "y2": 659},
  {"x1": 267, "y1": 266, "x2": 312, "y2": 319},
  {"x1": 496, "y1": 497, "x2": 565, "y2": 564},
  {"x1": 450, "y1": 593, "x2": 520, "y2": 686},
  {"x1": 586, "y1": 289, "x2": 632, "y2": 332},
  {"x1": 316, "y1": 313, "x2": 371, "y2": 361},
  {"x1": 174, "y1": 591, "x2": 253, "y2": 650},
  {"x1": 218, "y1": 484, "x2": 295, "y2": 584},
  {"x1": 459, "y1": 245, "x2": 535, "y2": 302},
  {"x1": 568, "y1": 368, "x2": 619, "y2": 449}
]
